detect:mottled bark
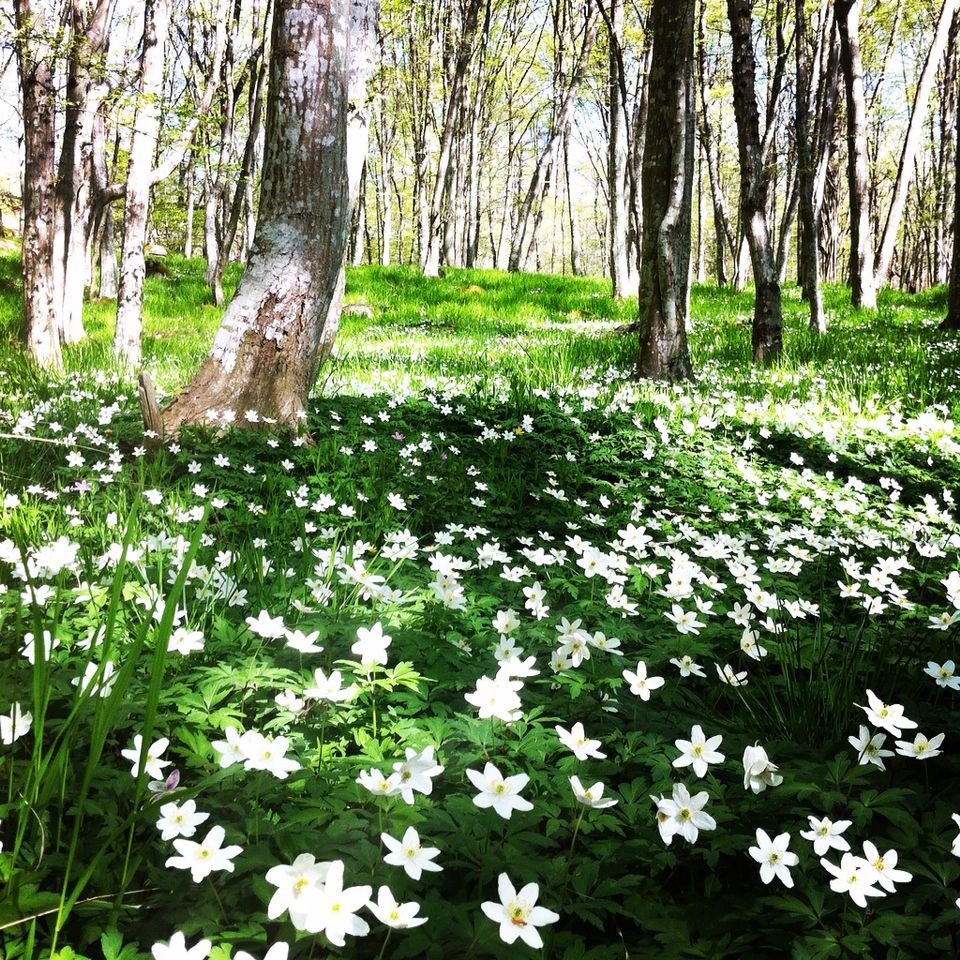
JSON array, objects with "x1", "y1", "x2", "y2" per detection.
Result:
[
  {"x1": 13, "y1": 0, "x2": 62, "y2": 369},
  {"x1": 727, "y1": 0, "x2": 782, "y2": 362},
  {"x1": 157, "y1": 0, "x2": 356, "y2": 435},
  {"x1": 635, "y1": 0, "x2": 695, "y2": 382},
  {"x1": 835, "y1": 0, "x2": 876, "y2": 308},
  {"x1": 796, "y1": 0, "x2": 825, "y2": 331}
]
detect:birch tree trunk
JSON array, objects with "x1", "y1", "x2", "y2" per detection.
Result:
[
  {"x1": 113, "y1": 0, "x2": 171, "y2": 367},
  {"x1": 835, "y1": 0, "x2": 876, "y2": 308},
  {"x1": 153, "y1": 0, "x2": 361, "y2": 435},
  {"x1": 727, "y1": 0, "x2": 783, "y2": 362},
  {"x1": 13, "y1": 0, "x2": 62, "y2": 369},
  {"x1": 873, "y1": 0, "x2": 957, "y2": 289},
  {"x1": 796, "y1": 0, "x2": 825, "y2": 332},
  {"x1": 635, "y1": 0, "x2": 695, "y2": 382}
]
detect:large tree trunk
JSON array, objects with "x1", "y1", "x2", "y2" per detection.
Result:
[
  {"x1": 727, "y1": 0, "x2": 782, "y2": 362},
  {"x1": 874, "y1": 0, "x2": 957, "y2": 290},
  {"x1": 13, "y1": 0, "x2": 62, "y2": 370},
  {"x1": 634, "y1": 0, "x2": 695, "y2": 381},
  {"x1": 796, "y1": 0, "x2": 825, "y2": 332},
  {"x1": 509, "y1": 4, "x2": 599, "y2": 272},
  {"x1": 114, "y1": 0, "x2": 171, "y2": 368},
  {"x1": 835, "y1": 0, "x2": 876, "y2": 308},
  {"x1": 155, "y1": 0, "x2": 366, "y2": 435}
]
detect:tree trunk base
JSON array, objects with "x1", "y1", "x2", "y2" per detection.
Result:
[{"x1": 138, "y1": 372, "x2": 165, "y2": 447}]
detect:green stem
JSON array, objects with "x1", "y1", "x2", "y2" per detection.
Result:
[
  {"x1": 375, "y1": 929, "x2": 393, "y2": 960},
  {"x1": 208, "y1": 877, "x2": 229, "y2": 924}
]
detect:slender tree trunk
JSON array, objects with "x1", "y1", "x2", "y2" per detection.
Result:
[
  {"x1": 90, "y1": 112, "x2": 117, "y2": 299},
  {"x1": 509, "y1": 5, "x2": 599, "y2": 272},
  {"x1": 874, "y1": 0, "x2": 957, "y2": 290},
  {"x1": 114, "y1": 0, "x2": 171, "y2": 367},
  {"x1": 155, "y1": 0, "x2": 360, "y2": 435},
  {"x1": 836, "y1": 0, "x2": 876, "y2": 307},
  {"x1": 607, "y1": 0, "x2": 632, "y2": 296},
  {"x1": 812, "y1": 6, "x2": 840, "y2": 223},
  {"x1": 776, "y1": 167, "x2": 798, "y2": 282},
  {"x1": 465, "y1": 104, "x2": 481, "y2": 267},
  {"x1": 796, "y1": 0, "x2": 825, "y2": 331},
  {"x1": 213, "y1": 30, "x2": 270, "y2": 300},
  {"x1": 727, "y1": 0, "x2": 783, "y2": 361},
  {"x1": 14, "y1": 0, "x2": 62, "y2": 369},
  {"x1": 945, "y1": 102, "x2": 960, "y2": 328},
  {"x1": 353, "y1": 164, "x2": 367, "y2": 266},
  {"x1": 382, "y1": 156, "x2": 394, "y2": 266},
  {"x1": 698, "y1": 2, "x2": 735, "y2": 286},
  {"x1": 422, "y1": 0, "x2": 484, "y2": 275},
  {"x1": 184, "y1": 155, "x2": 196, "y2": 258},
  {"x1": 696, "y1": 145, "x2": 706, "y2": 282},
  {"x1": 635, "y1": 0, "x2": 695, "y2": 382},
  {"x1": 628, "y1": 39, "x2": 653, "y2": 279},
  {"x1": 565, "y1": 133, "x2": 582, "y2": 276},
  {"x1": 936, "y1": 15, "x2": 958, "y2": 283},
  {"x1": 55, "y1": 0, "x2": 118, "y2": 345}
]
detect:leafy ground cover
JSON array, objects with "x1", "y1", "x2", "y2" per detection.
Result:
[{"x1": 0, "y1": 253, "x2": 959, "y2": 959}]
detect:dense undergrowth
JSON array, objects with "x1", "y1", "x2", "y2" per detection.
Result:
[{"x1": 0, "y1": 253, "x2": 959, "y2": 959}]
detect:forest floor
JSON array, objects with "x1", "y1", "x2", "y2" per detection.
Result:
[{"x1": 0, "y1": 254, "x2": 959, "y2": 959}]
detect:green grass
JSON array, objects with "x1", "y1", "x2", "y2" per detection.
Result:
[{"x1": 1, "y1": 252, "x2": 956, "y2": 417}]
